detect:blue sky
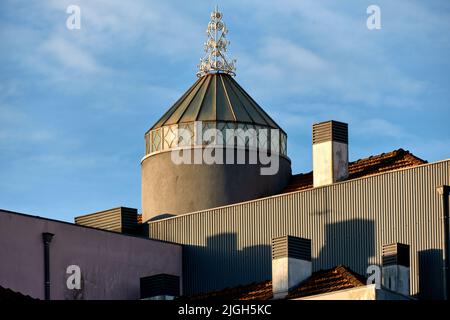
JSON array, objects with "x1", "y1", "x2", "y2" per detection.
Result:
[{"x1": 1, "y1": 0, "x2": 449, "y2": 222}]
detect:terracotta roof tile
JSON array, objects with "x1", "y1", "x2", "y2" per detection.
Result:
[
  {"x1": 287, "y1": 265, "x2": 366, "y2": 299},
  {"x1": 182, "y1": 265, "x2": 365, "y2": 300},
  {"x1": 282, "y1": 149, "x2": 426, "y2": 194},
  {"x1": 180, "y1": 281, "x2": 271, "y2": 300}
]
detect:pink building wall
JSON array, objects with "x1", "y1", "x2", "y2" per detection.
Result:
[{"x1": 0, "y1": 210, "x2": 182, "y2": 300}]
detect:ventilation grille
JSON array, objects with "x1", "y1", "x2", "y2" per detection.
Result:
[
  {"x1": 382, "y1": 243, "x2": 410, "y2": 267},
  {"x1": 74, "y1": 207, "x2": 139, "y2": 235},
  {"x1": 140, "y1": 274, "x2": 180, "y2": 299},
  {"x1": 272, "y1": 236, "x2": 311, "y2": 261},
  {"x1": 313, "y1": 121, "x2": 348, "y2": 144}
]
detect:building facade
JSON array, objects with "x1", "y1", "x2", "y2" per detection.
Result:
[
  {"x1": 0, "y1": 209, "x2": 182, "y2": 300},
  {"x1": 1, "y1": 8, "x2": 449, "y2": 301},
  {"x1": 148, "y1": 160, "x2": 450, "y2": 298}
]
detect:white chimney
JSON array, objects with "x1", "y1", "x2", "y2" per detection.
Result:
[
  {"x1": 312, "y1": 120, "x2": 348, "y2": 188},
  {"x1": 272, "y1": 235, "x2": 311, "y2": 299},
  {"x1": 382, "y1": 243, "x2": 410, "y2": 296}
]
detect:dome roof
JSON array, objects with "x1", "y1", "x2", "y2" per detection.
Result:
[{"x1": 150, "y1": 73, "x2": 284, "y2": 132}]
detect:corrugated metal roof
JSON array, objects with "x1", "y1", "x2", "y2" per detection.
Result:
[{"x1": 150, "y1": 73, "x2": 283, "y2": 131}]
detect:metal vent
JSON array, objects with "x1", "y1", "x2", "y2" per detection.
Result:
[
  {"x1": 382, "y1": 243, "x2": 410, "y2": 267},
  {"x1": 74, "y1": 207, "x2": 139, "y2": 235},
  {"x1": 312, "y1": 120, "x2": 348, "y2": 144},
  {"x1": 272, "y1": 235, "x2": 311, "y2": 261},
  {"x1": 140, "y1": 274, "x2": 180, "y2": 299}
]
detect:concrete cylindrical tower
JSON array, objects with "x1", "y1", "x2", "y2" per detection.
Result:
[
  {"x1": 141, "y1": 73, "x2": 291, "y2": 221},
  {"x1": 141, "y1": 8, "x2": 291, "y2": 221}
]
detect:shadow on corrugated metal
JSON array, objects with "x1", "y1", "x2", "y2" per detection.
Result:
[
  {"x1": 418, "y1": 249, "x2": 444, "y2": 300},
  {"x1": 316, "y1": 219, "x2": 375, "y2": 274},
  {"x1": 182, "y1": 233, "x2": 271, "y2": 295}
]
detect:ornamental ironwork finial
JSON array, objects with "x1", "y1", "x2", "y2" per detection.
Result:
[{"x1": 196, "y1": 6, "x2": 236, "y2": 78}]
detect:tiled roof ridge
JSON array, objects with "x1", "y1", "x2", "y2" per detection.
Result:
[
  {"x1": 178, "y1": 280, "x2": 271, "y2": 301},
  {"x1": 282, "y1": 148, "x2": 427, "y2": 194},
  {"x1": 286, "y1": 265, "x2": 366, "y2": 299},
  {"x1": 333, "y1": 265, "x2": 366, "y2": 287},
  {"x1": 182, "y1": 265, "x2": 366, "y2": 300},
  {"x1": 238, "y1": 280, "x2": 272, "y2": 300},
  {"x1": 351, "y1": 148, "x2": 426, "y2": 164}
]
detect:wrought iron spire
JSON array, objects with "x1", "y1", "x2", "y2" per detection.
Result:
[{"x1": 197, "y1": 6, "x2": 236, "y2": 78}]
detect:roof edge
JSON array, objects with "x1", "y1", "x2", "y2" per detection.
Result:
[{"x1": 0, "y1": 208, "x2": 180, "y2": 246}]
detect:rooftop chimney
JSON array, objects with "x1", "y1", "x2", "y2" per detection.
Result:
[
  {"x1": 382, "y1": 243, "x2": 410, "y2": 296},
  {"x1": 312, "y1": 120, "x2": 348, "y2": 188},
  {"x1": 140, "y1": 274, "x2": 180, "y2": 300},
  {"x1": 272, "y1": 235, "x2": 311, "y2": 299}
]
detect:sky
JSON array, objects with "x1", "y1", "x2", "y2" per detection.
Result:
[{"x1": 0, "y1": 0, "x2": 449, "y2": 222}]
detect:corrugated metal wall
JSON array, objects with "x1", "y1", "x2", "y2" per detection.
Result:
[{"x1": 148, "y1": 160, "x2": 450, "y2": 298}]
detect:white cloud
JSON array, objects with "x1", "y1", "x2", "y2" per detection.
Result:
[
  {"x1": 263, "y1": 37, "x2": 327, "y2": 72},
  {"x1": 353, "y1": 118, "x2": 411, "y2": 139},
  {"x1": 0, "y1": 104, "x2": 56, "y2": 150},
  {"x1": 229, "y1": 0, "x2": 430, "y2": 110},
  {"x1": 40, "y1": 37, "x2": 105, "y2": 73},
  {"x1": 0, "y1": 104, "x2": 26, "y2": 123},
  {"x1": 43, "y1": 0, "x2": 203, "y2": 57}
]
